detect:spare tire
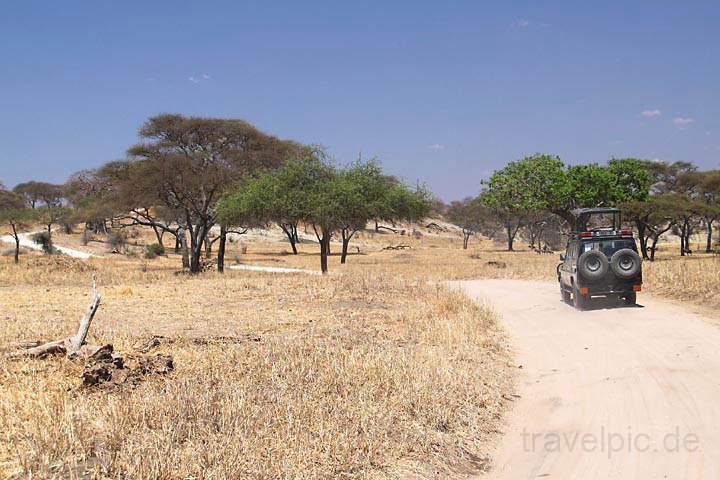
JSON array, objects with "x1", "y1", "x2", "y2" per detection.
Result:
[
  {"x1": 577, "y1": 250, "x2": 609, "y2": 281},
  {"x1": 610, "y1": 248, "x2": 642, "y2": 279}
]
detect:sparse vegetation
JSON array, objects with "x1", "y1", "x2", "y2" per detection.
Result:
[{"x1": 0, "y1": 231, "x2": 513, "y2": 479}]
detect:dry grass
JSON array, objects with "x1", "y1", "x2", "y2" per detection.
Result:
[
  {"x1": 1, "y1": 223, "x2": 716, "y2": 479},
  {"x1": 0, "y1": 232, "x2": 513, "y2": 479}
]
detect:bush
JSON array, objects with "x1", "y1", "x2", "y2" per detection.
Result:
[
  {"x1": 31, "y1": 231, "x2": 54, "y2": 254},
  {"x1": 107, "y1": 231, "x2": 127, "y2": 252},
  {"x1": 143, "y1": 243, "x2": 165, "y2": 259},
  {"x1": 80, "y1": 230, "x2": 92, "y2": 246}
]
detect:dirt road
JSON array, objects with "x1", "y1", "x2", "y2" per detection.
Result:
[
  {"x1": 0, "y1": 232, "x2": 94, "y2": 259},
  {"x1": 455, "y1": 279, "x2": 720, "y2": 480}
]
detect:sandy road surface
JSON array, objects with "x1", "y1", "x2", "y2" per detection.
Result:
[
  {"x1": 454, "y1": 279, "x2": 720, "y2": 480},
  {"x1": 0, "y1": 232, "x2": 94, "y2": 259}
]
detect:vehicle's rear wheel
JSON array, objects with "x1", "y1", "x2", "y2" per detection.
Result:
[
  {"x1": 623, "y1": 291, "x2": 637, "y2": 305},
  {"x1": 573, "y1": 284, "x2": 588, "y2": 310}
]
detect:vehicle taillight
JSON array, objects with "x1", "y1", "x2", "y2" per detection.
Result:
[
  {"x1": 620, "y1": 229, "x2": 632, "y2": 237},
  {"x1": 580, "y1": 231, "x2": 592, "y2": 238}
]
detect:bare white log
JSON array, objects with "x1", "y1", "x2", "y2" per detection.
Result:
[
  {"x1": 6, "y1": 276, "x2": 102, "y2": 359},
  {"x1": 69, "y1": 275, "x2": 101, "y2": 350}
]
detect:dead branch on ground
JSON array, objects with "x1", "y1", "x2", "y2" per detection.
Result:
[{"x1": 7, "y1": 275, "x2": 102, "y2": 359}]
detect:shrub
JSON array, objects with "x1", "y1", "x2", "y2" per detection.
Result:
[
  {"x1": 147, "y1": 243, "x2": 165, "y2": 256},
  {"x1": 107, "y1": 231, "x2": 127, "y2": 252},
  {"x1": 143, "y1": 244, "x2": 164, "y2": 259},
  {"x1": 31, "y1": 231, "x2": 54, "y2": 254},
  {"x1": 80, "y1": 230, "x2": 92, "y2": 246}
]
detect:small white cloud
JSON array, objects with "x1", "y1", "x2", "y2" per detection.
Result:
[
  {"x1": 188, "y1": 76, "x2": 200, "y2": 84},
  {"x1": 609, "y1": 140, "x2": 623, "y2": 145},
  {"x1": 202, "y1": 73, "x2": 212, "y2": 80},
  {"x1": 515, "y1": 18, "x2": 530, "y2": 27},
  {"x1": 640, "y1": 109, "x2": 661, "y2": 118},
  {"x1": 673, "y1": 117, "x2": 695, "y2": 128},
  {"x1": 428, "y1": 144, "x2": 445, "y2": 150}
]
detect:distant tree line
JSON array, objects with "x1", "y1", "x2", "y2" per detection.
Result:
[
  {"x1": 442, "y1": 154, "x2": 720, "y2": 259},
  {"x1": 1, "y1": 114, "x2": 430, "y2": 273}
]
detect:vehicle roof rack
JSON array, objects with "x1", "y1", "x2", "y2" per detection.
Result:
[
  {"x1": 570, "y1": 207, "x2": 620, "y2": 217},
  {"x1": 570, "y1": 207, "x2": 621, "y2": 232}
]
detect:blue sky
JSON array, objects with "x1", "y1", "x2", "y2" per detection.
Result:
[{"x1": 1, "y1": 1, "x2": 718, "y2": 200}]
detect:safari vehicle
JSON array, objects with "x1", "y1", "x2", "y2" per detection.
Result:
[{"x1": 557, "y1": 208, "x2": 642, "y2": 309}]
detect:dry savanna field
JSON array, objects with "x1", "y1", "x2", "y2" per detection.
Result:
[{"x1": 1, "y1": 222, "x2": 719, "y2": 479}]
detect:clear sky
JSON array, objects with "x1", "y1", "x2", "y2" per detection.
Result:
[{"x1": 1, "y1": 1, "x2": 718, "y2": 200}]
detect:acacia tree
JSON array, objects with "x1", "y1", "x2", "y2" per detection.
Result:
[
  {"x1": 334, "y1": 161, "x2": 386, "y2": 263},
  {"x1": 698, "y1": 171, "x2": 720, "y2": 252},
  {"x1": 220, "y1": 154, "x2": 429, "y2": 272},
  {"x1": 12, "y1": 181, "x2": 67, "y2": 240},
  {"x1": 13, "y1": 181, "x2": 64, "y2": 210},
  {"x1": 127, "y1": 114, "x2": 299, "y2": 273},
  {"x1": 219, "y1": 152, "x2": 336, "y2": 273},
  {"x1": 482, "y1": 155, "x2": 652, "y2": 250},
  {"x1": 446, "y1": 197, "x2": 492, "y2": 249},
  {"x1": 0, "y1": 190, "x2": 36, "y2": 263}
]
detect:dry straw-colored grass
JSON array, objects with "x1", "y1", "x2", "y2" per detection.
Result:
[
  {"x1": 1, "y1": 224, "x2": 716, "y2": 479},
  {"x1": 0, "y1": 231, "x2": 513, "y2": 479}
]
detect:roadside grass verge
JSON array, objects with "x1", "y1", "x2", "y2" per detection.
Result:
[{"x1": 0, "y1": 255, "x2": 512, "y2": 479}]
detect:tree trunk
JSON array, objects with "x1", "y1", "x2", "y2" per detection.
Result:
[
  {"x1": 680, "y1": 223, "x2": 687, "y2": 256},
  {"x1": 320, "y1": 233, "x2": 330, "y2": 274},
  {"x1": 152, "y1": 226, "x2": 164, "y2": 246},
  {"x1": 217, "y1": 225, "x2": 227, "y2": 273},
  {"x1": 463, "y1": 230, "x2": 470, "y2": 249},
  {"x1": 374, "y1": 219, "x2": 379, "y2": 232},
  {"x1": 706, "y1": 220, "x2": 714, "y2": 253},
  {"x1": 636, "y1": 221, "x2": 649, "y2": 259},
  {"x1": 180, "y1": 227, "x2": 190, "y2": 269},
  {"x1": 11, "y1": 224, "x2": 19, "y2": 264},
  {"x1": 188, "y1": 222, "x2": 208, "y2": 274},
  {"x1": 340, "y1": 229, "x2": 353, "y2": 264},
  {"x1": 281, "y1": 224, "x2": 298, "y2": 254},
  {"x1": 506, "y1": 223, "x2": 515, "y2": 251},
  {"x1": 175, "y1": 234, "x2": 181, "y2": 254},
  {"x1": 680, "y1": 233, "x2": 685, "y2": 256},
  {"x1": 204, "y1": 232, "x2": 212, "y2": 259},
  {"x1": 650, "y1": 235, "x2": 659, "y2": 261}
]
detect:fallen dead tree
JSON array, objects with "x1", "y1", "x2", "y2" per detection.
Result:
[
  {"x1": 7, "y1": 275, "x2": 102, "y2": 359},
  {"x1": 6, "y1": 276, "x2": 174, "y2": 388}
]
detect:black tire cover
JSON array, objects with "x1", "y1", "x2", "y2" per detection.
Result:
[
  {"x1": 610, "y1": 248, "x2": 642, "y2": 278},
  {"x1": 577, "y1": 250, "x2": 609, "y2": 281}
]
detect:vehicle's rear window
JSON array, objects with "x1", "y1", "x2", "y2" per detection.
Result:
[{"x1": 581, "y1": 239, "x2": 636, "y2": 256}]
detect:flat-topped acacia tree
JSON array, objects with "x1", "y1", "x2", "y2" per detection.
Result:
[
  {"x1": 219, "y1": 154, "x2": 430, "y2": 273},
  {"x1": 446, "y1": 197, "x2": 494, "y2": 249},
  {"x1": 127, "y1": 114, "x2": 300, "y2": 273},
  {"x1": 0, "y1": 189, "x2": 36, "y2": 263}
]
